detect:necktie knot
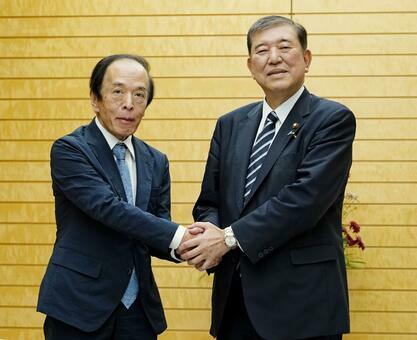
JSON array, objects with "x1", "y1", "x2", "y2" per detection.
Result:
[
  {"x1": 113, "y1": 143, "x2": 127, "y2": 161},
  {"x1": 267, "y1": 111, "x2": 278, "y2": 124}
]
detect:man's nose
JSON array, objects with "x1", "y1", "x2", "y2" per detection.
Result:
[
  {"x1": 122, "y1": 93, "x2": 134, "y2": 110},
  {"x1": 268, "y1": 48, "x2": 282, "y2": 64}
]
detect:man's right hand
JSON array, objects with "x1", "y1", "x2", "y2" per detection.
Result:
[{"x1": 179, "y1": 222, "x2": 228, "y2": 271}]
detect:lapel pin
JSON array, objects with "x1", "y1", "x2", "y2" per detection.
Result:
[{"x1": 287, "y1": 122, "x2": 300, "y2": 139}]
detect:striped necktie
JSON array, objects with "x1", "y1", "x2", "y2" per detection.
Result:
[
  {"x1": 113, "y1": 143, "x2": 139, "y2": 309},
  {"x1": 244, "y1": 111, "x2": 279, "y2": 204}
]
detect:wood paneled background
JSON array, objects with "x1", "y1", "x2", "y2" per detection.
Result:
[{"x1": 1, "y1": 1, "x2": 416, "y2": 339}]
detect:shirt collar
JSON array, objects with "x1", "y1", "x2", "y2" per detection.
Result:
[
  {"x1": 94, "y1": 117, "x2": 135, "y2": 160},
  {"x1": 262, "y1": 85, "x2": 305, "y2": 124}
]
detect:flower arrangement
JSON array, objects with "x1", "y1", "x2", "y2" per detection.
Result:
[{"x1": 342, "y1": 192, "x2": 365, "y2": 268}]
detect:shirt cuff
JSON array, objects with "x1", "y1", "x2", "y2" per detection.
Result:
[{"x1": 169, "y1": 225, "x2": 187, "y2": 261}]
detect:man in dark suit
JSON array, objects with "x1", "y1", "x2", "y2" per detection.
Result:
[
  {"x1": 179, "y1": 16, "x2": 355, "y2": 339},
  {"x1": 37, "y1": 54, "x2": 200, "y2": 339}
]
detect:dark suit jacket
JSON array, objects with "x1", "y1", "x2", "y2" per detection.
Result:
[
  {"x1": 194, "y1": 88, "x2": 355, "y2": 339},
  {"x1": 37, "y1": 120, "x2": 178, "y2": 333}
]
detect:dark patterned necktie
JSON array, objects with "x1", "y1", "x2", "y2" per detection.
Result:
[{"x1": 244, "y1": 111, "x2": 279, "y2": 204}]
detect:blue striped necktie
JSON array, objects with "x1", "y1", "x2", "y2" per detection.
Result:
[
  {"x1": 113, "y1": 143, "x2": 139, "y2": 309},
  {"x1": 244, "y1": 111, "x2": 279, "y2": 204}
]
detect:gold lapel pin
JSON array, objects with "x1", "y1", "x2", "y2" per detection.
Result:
[{"x1": 287, "y1": 122, "x2": 300, "y2": 139}]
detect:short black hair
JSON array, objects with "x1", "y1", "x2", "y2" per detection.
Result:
[
  {"x1": 247, "y1": 15, "x2": 308, "y2": 55},
  {"x1": 89, "y1": 54, "x2": 154, "y2": 106}
]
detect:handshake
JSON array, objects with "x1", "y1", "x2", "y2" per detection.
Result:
[{"x1": 177, "y1": 222, "x2": 232, "y2": 271}]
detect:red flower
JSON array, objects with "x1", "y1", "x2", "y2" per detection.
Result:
[
  {"x1": 345, "y1": 233, "x2": 358, "y2": 247},
  {"x1": 349, "y1": 220, "x2": 360, "y2": 233},
  {"x1": 343, "y1": 191, "x2": 365, "y2": 268},
  {"x1": 357, "y1": 236, "x2": 366, "y2": 250}
]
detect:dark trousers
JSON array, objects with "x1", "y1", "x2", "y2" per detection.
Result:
[
  {"x1": 44, "y1": 297, "x2": 156, "y2": 340},
  {"x1": 217, "y1": 271, "x2": 265, "y2": 340},
  {"x1": 217, "y1": 271, "x2": 343, "y2": 340}
]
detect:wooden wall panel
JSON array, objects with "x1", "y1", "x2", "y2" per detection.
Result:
[
  {"x1": 309, "y1": 34, "x2": 417, "y2": 55},
  {"x1": 349, "y1": 312, "x2": 417, "y2": 333},
  {"x1": 0, "y1": 15, "x2": 274, "y2": 37},
  {"x1": 2, "y1": 97, "x2": 417, "y2": 120},
  {"x1": 360, "y1": 227, "x2": 417, "y2": 247},
  {"x1": 1, "y1": 1, "x2": 416, "y2": 339},
  {"x1": 0, "y1": 0, "x2": 289, "y2": 16},
  {"x1": 2, "y1": 35, "x2": 417, "y2": 58},
  {"x1": 353, "y1": 141, "x2": 417, "y2": 161},
  {"x1": 293, "y1": 0, "x2": 417, "y2": 13},
  {"x1": 348, "y1": 269, "x2": 417, "y2": 290},
  {"x1": 2, "y1": 56, "x2": 417, "y2": 79},
  {"x1": 295, "y1": 13, "x2": 417, "y2": 33},
  {"x1": 345, "y1": 183, "x2": 417, "y2": 204},
  {"x1": 352, "y1": 205, "x2": 416, "y2": 226},
  {"x1": 350, "y1": 163, "x2": 417, "y2": 182},
  {"x1": 0, "y1": 224, "x2": 55, "y2": 244},
  {"x1": 0, "y1": 36, "x2": 249, "y2": 58},
  {"x1": 2, "y1": 77, "x2": 417, "y2": 99}
]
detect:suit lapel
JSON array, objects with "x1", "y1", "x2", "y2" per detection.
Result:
[
  {"x1": 243, "y1": 89, "x2": 312, "y2": 207},
  {"x1": 85, "y1": 120, "x2": 127, "y2": 202},
  {"x1": 133, "y1": 138, "x2": 154, "y2": 210},
  {"x1": 85, "y1": 121, "x2": 154, "y2": 209},
  {"x1": 232, "y1": 102, "x2": 263, "y2": 213}
]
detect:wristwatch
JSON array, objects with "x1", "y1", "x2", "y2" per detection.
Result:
[{"x1": 224, "y1": 226, "x2": 238, "y2": 249}]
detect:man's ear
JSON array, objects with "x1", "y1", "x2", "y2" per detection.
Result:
[
  {"x1": 303, "y1": 49, "x2": 312, "y2": 73},
  {"x1": 247, "y1": 57, "x2": 255, "y2": 79},
  {"x1": 90, "y1": 93, "x2": 100, "y2": 114}
]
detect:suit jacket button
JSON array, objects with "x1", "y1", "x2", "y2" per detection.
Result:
[
  {"x1": 263, "y1": 249, "x2": 269, "y2": 255},
  {"x1": 127, "y1": 268, "x2": 133, "y2": 275},
  {"x1": 258, "y1": 252, "x2": 264, "y2": 258},
  {"x1": 268, "y1": 246, "x2": 274, "y2": 251}
]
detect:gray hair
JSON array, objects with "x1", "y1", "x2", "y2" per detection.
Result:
[{"x1": 247, "y1": 16, "x2": 308, "y2": 54}]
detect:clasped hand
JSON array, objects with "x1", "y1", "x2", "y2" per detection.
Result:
[{"x1": 178, "y1": 222, "x2": 230, "y2": 271}]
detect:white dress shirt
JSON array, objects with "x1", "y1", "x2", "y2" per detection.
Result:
[{"x1": 254, "y1": 85, "x2": 305, "y2": 146}]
